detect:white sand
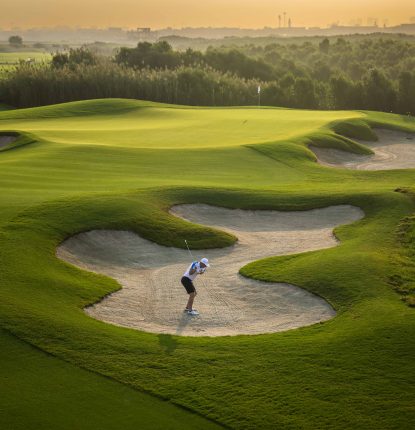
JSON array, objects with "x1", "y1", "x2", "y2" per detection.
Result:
[
  {"x1": 311, "y1": 129, "x2": 415, "y2": 170},
  {"x1": 57, "y1": 204, "x2": 364, "y2": 337},
  {"x1": 0, "y1": 135, "x2": 16, "y2": 149}
]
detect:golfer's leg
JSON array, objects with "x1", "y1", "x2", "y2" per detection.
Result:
[{"x1": 187, "y1": 292, "x2": 196, "y2": 310}]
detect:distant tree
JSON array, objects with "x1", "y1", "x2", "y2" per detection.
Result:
[
  {"x1": 347, "y1": 61, "x2": 365, "y2": 80},
  {"x1": 181, "y1": 48, "x2": 204, "y2": 67},
  {"x1": 3, "y1": 34, "x2": 415, "y2": 113},
  {"x1": 280, "y1": 72, "x2": 295, "y2": 88},
  {"x1": 398, "y1": 71, "x2": 415, "y2": 114},
  {"x1": 363, "y1": 68, "x2": 396, "y2": 112},
  {"x1": 152, "y1": 40, "x2": 173, "y2": 53},
  {"x1": 8, "y1": 35, "x2": 23, "y2": 46},
  {"x1": 335, "y1": 37, "x2": 346, "y2": 46},
  {"x1": 293, "y1": 77, "x2": 317, "y2": 108},
  {"x1": 262, "y1": 82, "x2": 285, "y2": 106},
  {"x1": 204, "y1": 48, "x2": 275, "y2": 81},
  {"x1": 319, "y1": 38, "x2": 330, "y2": 54},
  {"x1": 52, "y1": 52, "x2": 69, "y2": 68},
  {"x1": 68, "y1": 47, "x2": 96, "y2": 66},
  {"x1": 115, "y1": 41, "x2": 179, "y2": 69},
  {"x1": 330, "y1": 75, "x2": 359, "y2": 109},
  {"x1": 312, "y1": 60, "x2": 332, "y2": 81},
  {"x1": 52, "y1": 48, "x2": 97, "y2": 69},
  {"x1": 263, "y1": 49, "x2": 281, "y2": 64}
]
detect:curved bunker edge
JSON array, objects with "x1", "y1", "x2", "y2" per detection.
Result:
[{"x1": 56, "y1": 203, "x2": 364, "y2": 337}]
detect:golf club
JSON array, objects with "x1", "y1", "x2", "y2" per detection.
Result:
[{"x1": 184, "y1": 239, "x2": 196, "y2": 261}]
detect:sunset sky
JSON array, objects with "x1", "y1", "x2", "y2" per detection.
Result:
[{"x1": 1, "y1": 0, "x2": 414, "y2": 29}]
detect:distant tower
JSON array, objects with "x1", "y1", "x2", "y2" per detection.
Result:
[
  {"x1": 278, "y1": 15, "x2": 281, "y2": 28},
  {"x1": 288, "y1": 18, "x2": 292, "y2": 28},
  {"x1": 283, "y1": 11, "x2": 286, "y2": 27}
]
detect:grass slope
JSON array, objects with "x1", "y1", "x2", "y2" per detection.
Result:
[
  {"x1": 0, "y1": 329, "x2": 221, "y2": 430},
  {"x1": 0, "y1": 99, "x2": 415, "y2": 429}
]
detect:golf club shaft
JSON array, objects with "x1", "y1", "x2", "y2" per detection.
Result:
[{"x1": 184, "y1": 239, "x2": 196, "y2": 261}]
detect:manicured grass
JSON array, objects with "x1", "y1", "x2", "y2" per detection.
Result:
[
  {"x1": 0, "y1": 99, "x2": 415, "y2": 429},
  {"x1": 0, "y1": 52, "x2": 51, "y2": 78},
  {"x1": 0, "y1": 329, "x2": 221, "y2": 430},
  {"x1": 0, "y1": 51, "x2": 51, "y2": 66},
  {"x1": 0, "y1": 98, "x2": 364, "y2": 148}
]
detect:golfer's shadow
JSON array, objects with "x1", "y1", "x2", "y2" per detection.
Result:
[
  {"x1": 175, "y1": 312, "x2": 193, "y2": 336},
  {"x1": 158, "y1": 333, "x2": 178, "y2": 355},
  {"x1": 157, "y1": 314, "x2": 192, "y2": 354}
]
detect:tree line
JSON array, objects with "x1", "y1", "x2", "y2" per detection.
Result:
[{"x1": 0, "y1": 37, "x2": 414, "y2": 114}]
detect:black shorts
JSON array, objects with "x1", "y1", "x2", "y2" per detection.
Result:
[{"x1": 181, "y1": 276, "x2": 196, "y2": 294}]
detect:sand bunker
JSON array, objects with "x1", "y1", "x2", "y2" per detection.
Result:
[
  {"x1": 312, "y1": 129, "x2": 415, "y2": 170},
  {"x1": 0, "y1": 135, "x2": 16, "y2": 149},
  {"x1": 57, "y1": 204, "x2": 364, "y2": 336}
]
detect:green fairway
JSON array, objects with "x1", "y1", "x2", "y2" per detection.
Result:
[
  {"x1": 0, "y1": 51, "x2": 51, "y2": 78},
  {"x1": 0, "y1": 99, "x2": 415, "y2": 429},
  {"x1": 0, "y1": 52, "x2": 51, "y2": 66}
]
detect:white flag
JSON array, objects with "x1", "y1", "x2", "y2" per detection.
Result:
[{"x1": 257, "y1": 85, "x2": 261, "y2": 94}]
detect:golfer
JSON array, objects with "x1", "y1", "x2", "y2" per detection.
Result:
[{"x1": 181, "y1": 257, "x2": 210, "y2": 315}]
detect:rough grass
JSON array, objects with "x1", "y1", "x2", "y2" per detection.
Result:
[
  {"x1": 0, "y1": 99, "x2": 415, "y2": 429},
  {"x1": 391, "y1": 188, "x2": 415, "y2": 307}
]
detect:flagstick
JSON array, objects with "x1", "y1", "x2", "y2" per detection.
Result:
[{"x1": 258, "y1": 85, "x2": 261, "y2": 108}]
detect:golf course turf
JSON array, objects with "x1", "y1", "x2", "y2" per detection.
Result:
[{"x1": 0, "y1": 99, "x2": 415, "y2": 429}]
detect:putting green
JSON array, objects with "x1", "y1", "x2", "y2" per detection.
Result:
[
  {"x1": 0, "y1": 99, "x2": 415, "y2": 429},
  {"x1": 0, "y1": 99, "x2": 363, "y2": 148}
]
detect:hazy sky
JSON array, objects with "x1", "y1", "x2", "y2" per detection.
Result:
[{"x1": 1, "y1": 0, "x2": 414, "y2": 29}]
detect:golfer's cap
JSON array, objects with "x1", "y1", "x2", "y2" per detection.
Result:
[{"x1": 200, "y1": 257, "x2": 210, "y2": 267}]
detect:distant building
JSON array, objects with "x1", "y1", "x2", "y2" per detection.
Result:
[
  {"x1": 127, "y1": 27, "x2": 154, "y2": 40},
  {"x1": 393, "y1": 23, "x2": 415, "y2": 32}
]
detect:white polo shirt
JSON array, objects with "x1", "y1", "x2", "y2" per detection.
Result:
[{"x1": 183, "y1": 261, "x2": 204, "y2": 281}]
